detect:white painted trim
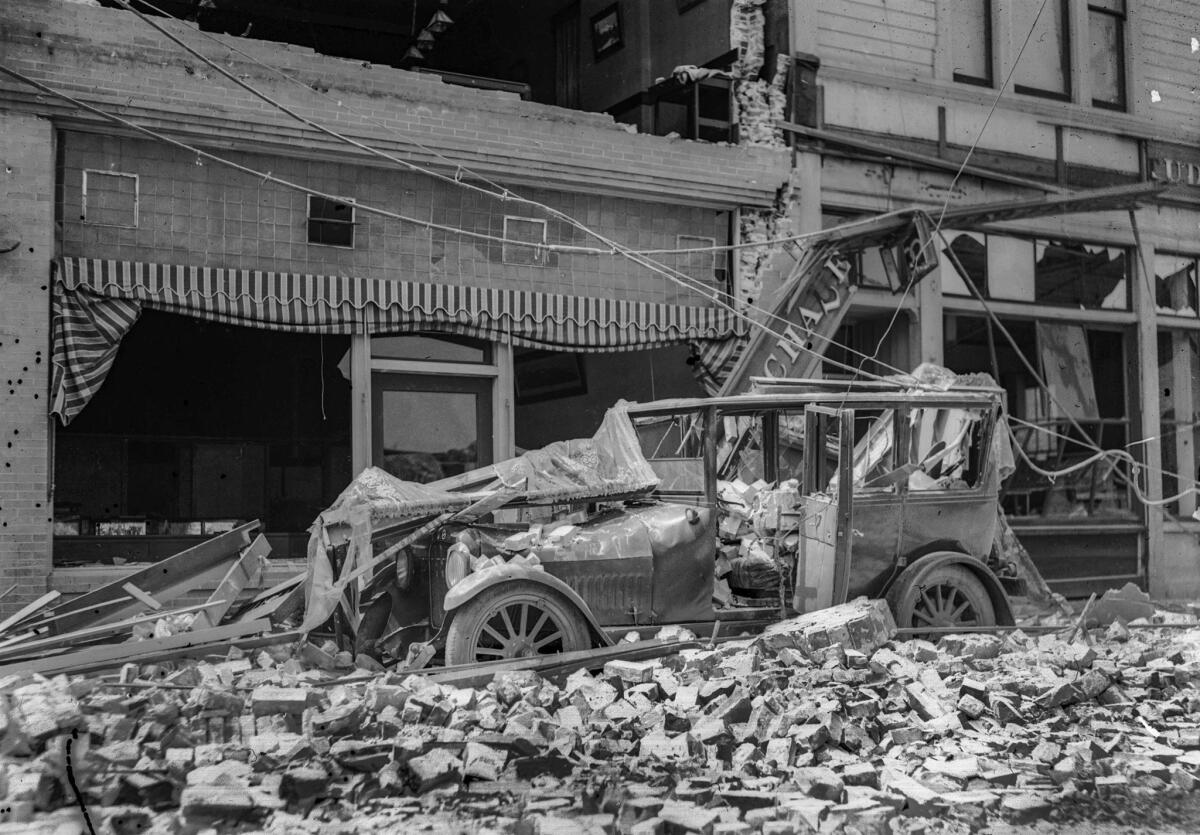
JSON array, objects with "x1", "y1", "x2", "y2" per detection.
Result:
[
  {"x1": 368, "y1": 358, "x2": 500, "y2": 377},
  {"x1": 943, "y1": 296, "x2": 1138, "y2": 324}
]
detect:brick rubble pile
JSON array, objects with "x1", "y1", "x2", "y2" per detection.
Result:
[{"x1": 6, "y1": 598, "x2": 1200, "y2": 833}]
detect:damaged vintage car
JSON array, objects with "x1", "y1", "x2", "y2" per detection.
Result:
[{"x1": 305, "y1": 370, "x2": 1022, "y2": 666}]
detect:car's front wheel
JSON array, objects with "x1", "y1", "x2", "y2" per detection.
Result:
[
  {"x1": 887, "y1": 562, "x2": 996, "y2": 633},
  {"x1": 444, "y1": 581, "x2": 592, "y2": 666}
]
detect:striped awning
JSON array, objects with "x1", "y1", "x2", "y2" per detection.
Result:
[{"x1": 52, "y1": 258, "x2": 741, "y2": 424}]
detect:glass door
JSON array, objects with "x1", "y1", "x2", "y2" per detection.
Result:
[{"x1": 371, "y1": 373, "x2": 493, "y2": 484}]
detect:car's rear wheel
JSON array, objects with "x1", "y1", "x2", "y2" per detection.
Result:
[
  {"x1": 887, "y1": 562, "x2": 996, "y2": 632},
  {"x1": 444, "y1": 582, "x2": 592, "y2": 666}
]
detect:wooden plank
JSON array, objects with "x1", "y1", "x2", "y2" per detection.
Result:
[
  {"x1": 44, "y1": 521, "x2": 260, "y2": 635},
  {"x1": 234, "y1": 582, "x2": 304, "y2": 625},
  {"x1": 0, "y1": 591, "x2": 62, "y2": 636},
  {"x1": 62, "y1": 629, "x2": 304, "y2": 678},
  {"x1": 245, "y1": 572, "x2": 304, "y2": 606},
  {"x1": 0, "y1": 602, "x2": 213, "y2": 663},
  {"x1": 121, "y1": 583, "x2": 162, "y2": 611},
  {"x1": 0, "y1": 619, "x2": 271, "y2": 678},
  {"x1": 190, "y1": 535, "x2": 271, "y2": 632}
]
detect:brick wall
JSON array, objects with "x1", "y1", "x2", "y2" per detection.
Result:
[
  {"x1": 60, "y1": 132, "x2": 731, "y2": 305},
  {"x1": 0, "y1": 112, "x2": 54, "y2": 618},
  {"x1": 1, "y1": 0, "x2": 790, "y2": 209}
]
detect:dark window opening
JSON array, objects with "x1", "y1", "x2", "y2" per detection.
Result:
[
  {"x1": 308, "y1": 196, "x2": 355, "y2": 248},
  {"x1": 53, "y1": 312, "x2": 351, "y2": 563}
]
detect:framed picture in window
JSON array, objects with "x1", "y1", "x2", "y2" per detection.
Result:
[{"x1": 590, "y1": 4, "x2": 623, "y2": 60}]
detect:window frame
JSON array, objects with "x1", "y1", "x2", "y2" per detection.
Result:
[
  {"x1": 1012, "y1": 0, "x2": 1073, "y2": 102},
  {"x1": 951, "y1": 0, "x2": 995, "y2": 88},
  {"x1": 81, "y1": 169, "x2": 139, "y2": 229},
  {"x1": 502, "y1": 215, "x2": 549, "y2": 266},
  {"x1": 1087, "y1": 1, "x2": 1127, "y2": 111},
  {"x1": 306, "y1": 195, "x2": 356, "y2": 249}
]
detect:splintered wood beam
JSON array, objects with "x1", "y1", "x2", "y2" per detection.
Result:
[
  {"x1": 44, "y1": 521, "x2": 260, "y2": 635},
  {"x1": 190, "y1": 535, "x2": 271, "y2": 632}
]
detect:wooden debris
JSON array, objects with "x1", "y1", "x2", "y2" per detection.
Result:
[{"x1": 190, "y1": 534, "x2": 271, "y2": 631}]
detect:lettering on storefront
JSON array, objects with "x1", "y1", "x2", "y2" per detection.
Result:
[
  {"x1": 1154, "y1": 158, "x2": 1200, "y2": 186},
  {"x1": 759, "y1": 257, "x2": 852, "y2": 379},
  {"x1": 720, "y1": 255, "x2": 855, "y2": 395}
]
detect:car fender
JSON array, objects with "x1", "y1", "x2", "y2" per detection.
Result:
[
  {"x1": 442, "y1": 564, "x2": 615, "y2": 647},
  {"x1": 886, "y1": 550, "x2": 1015, "y2": 626}
]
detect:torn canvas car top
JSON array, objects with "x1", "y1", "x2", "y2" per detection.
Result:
[{"x1": 303, "y1": 401, "x2": 660, "y2": 631}]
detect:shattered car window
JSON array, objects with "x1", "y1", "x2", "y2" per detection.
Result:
[
  {"x1": 715, "y1": 414, "x2": 767, "y2": 483},
  {"x1": 632, "y1": 412, "x2": 705, "y2": 494}
]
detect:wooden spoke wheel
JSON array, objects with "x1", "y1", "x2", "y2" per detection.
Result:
[
  {"x1": 887, "y1": 563, "x2": 996, "y2": 633},
  {"x1": 444, "y1": 581, "x2": 591, "y2": 666}
]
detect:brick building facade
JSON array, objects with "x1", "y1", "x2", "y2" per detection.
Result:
[{"x1": 0, "y1": 0, "x2": 790, "y2": 614}]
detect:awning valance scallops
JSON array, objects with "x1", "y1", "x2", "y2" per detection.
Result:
[{"x1": 51, "y1": 258, "x2": 740, "y2": 424}]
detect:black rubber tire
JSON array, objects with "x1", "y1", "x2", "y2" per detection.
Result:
[
  {"x1": 444, "y1": 581, "x2": 592, "y2": 666},
  {"x1": 887, "y1": 562, "x2": 996, "y2": 632}
]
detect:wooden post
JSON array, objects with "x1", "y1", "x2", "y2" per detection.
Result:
[
  {"x1": 1172, "y1": 332, "x2": 1197, "y2": 518},
  {"x1": 350, "y1": 333, "x2": 372, "y2": 475},
  {"x1": 1130, "y1": 217, "x2": 1165, "y2": 595}
]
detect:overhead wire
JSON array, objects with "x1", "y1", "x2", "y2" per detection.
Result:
[
  {"x1": 0, "y1": 60, "x2": 920, "y2": 388},
  {"x1": 115, "y1": 0, "x2": 913, "y2": 259},
  {"x1": 852, "y1": 0, "x2": 1055, "y2": 378},
  {"x1": 110, "y1": 0, "x2": 937, "y2": 385},
  {"x1": 939, "y1": 230, "x2": 1200, "y2": 513}
]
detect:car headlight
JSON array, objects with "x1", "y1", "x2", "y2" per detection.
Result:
[{"x1": 444, "y1": 542, "x2": 472, "y2": 588}]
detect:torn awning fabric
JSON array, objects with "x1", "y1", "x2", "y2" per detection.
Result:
[{"x1": 51, "y1": 257, "x2": 741, "y2": 424}]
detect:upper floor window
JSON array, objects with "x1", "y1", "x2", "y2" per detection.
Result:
[
  {"x1": 951, "y1": 0, "x2": 993, "y2": 86},
  {"x1": 502, "y1": 217, "x2": 549, "y2": 266},
  {"x1": 950, "y1": 0, "x2": 1127, "y2": 111},
  {"x1": 1013, "y1": 0, "x2": 1071, "y2": 100},
  {"x1": 307, "y1": 196, "x2": 355, "y2": 248},
  {"x1": 1088, "y1": 0, "x2": 1126, "y2": 109},
  {"x1": 82, "y1": 170, "x2": 139, "y2": 228}
]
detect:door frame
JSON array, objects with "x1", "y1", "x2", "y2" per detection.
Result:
[{"x1": 349, "y1": 333, "x2": 514, "y2": 476}]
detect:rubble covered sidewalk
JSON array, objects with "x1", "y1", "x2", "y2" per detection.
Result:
[{"x1": 4, "y1": 593, "x2": 1200, "y2": 832}]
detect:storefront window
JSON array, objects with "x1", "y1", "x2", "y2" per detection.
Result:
[
  {"x1": 1156, "y1": 330, "x2": 1200, "y2": 517},
  {"x1": 1155, "y1": 253, "x2": 1200, "y2": 317},
  {"x1": 943, "y1": 314, "x2": 1133, "y2": 521},
  {"x1": 53, "y1": 313, "x2": 352, "y2": 561},
  {"x1": 941, "y1": 232, "x2": 1129, "y2": 310}
]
